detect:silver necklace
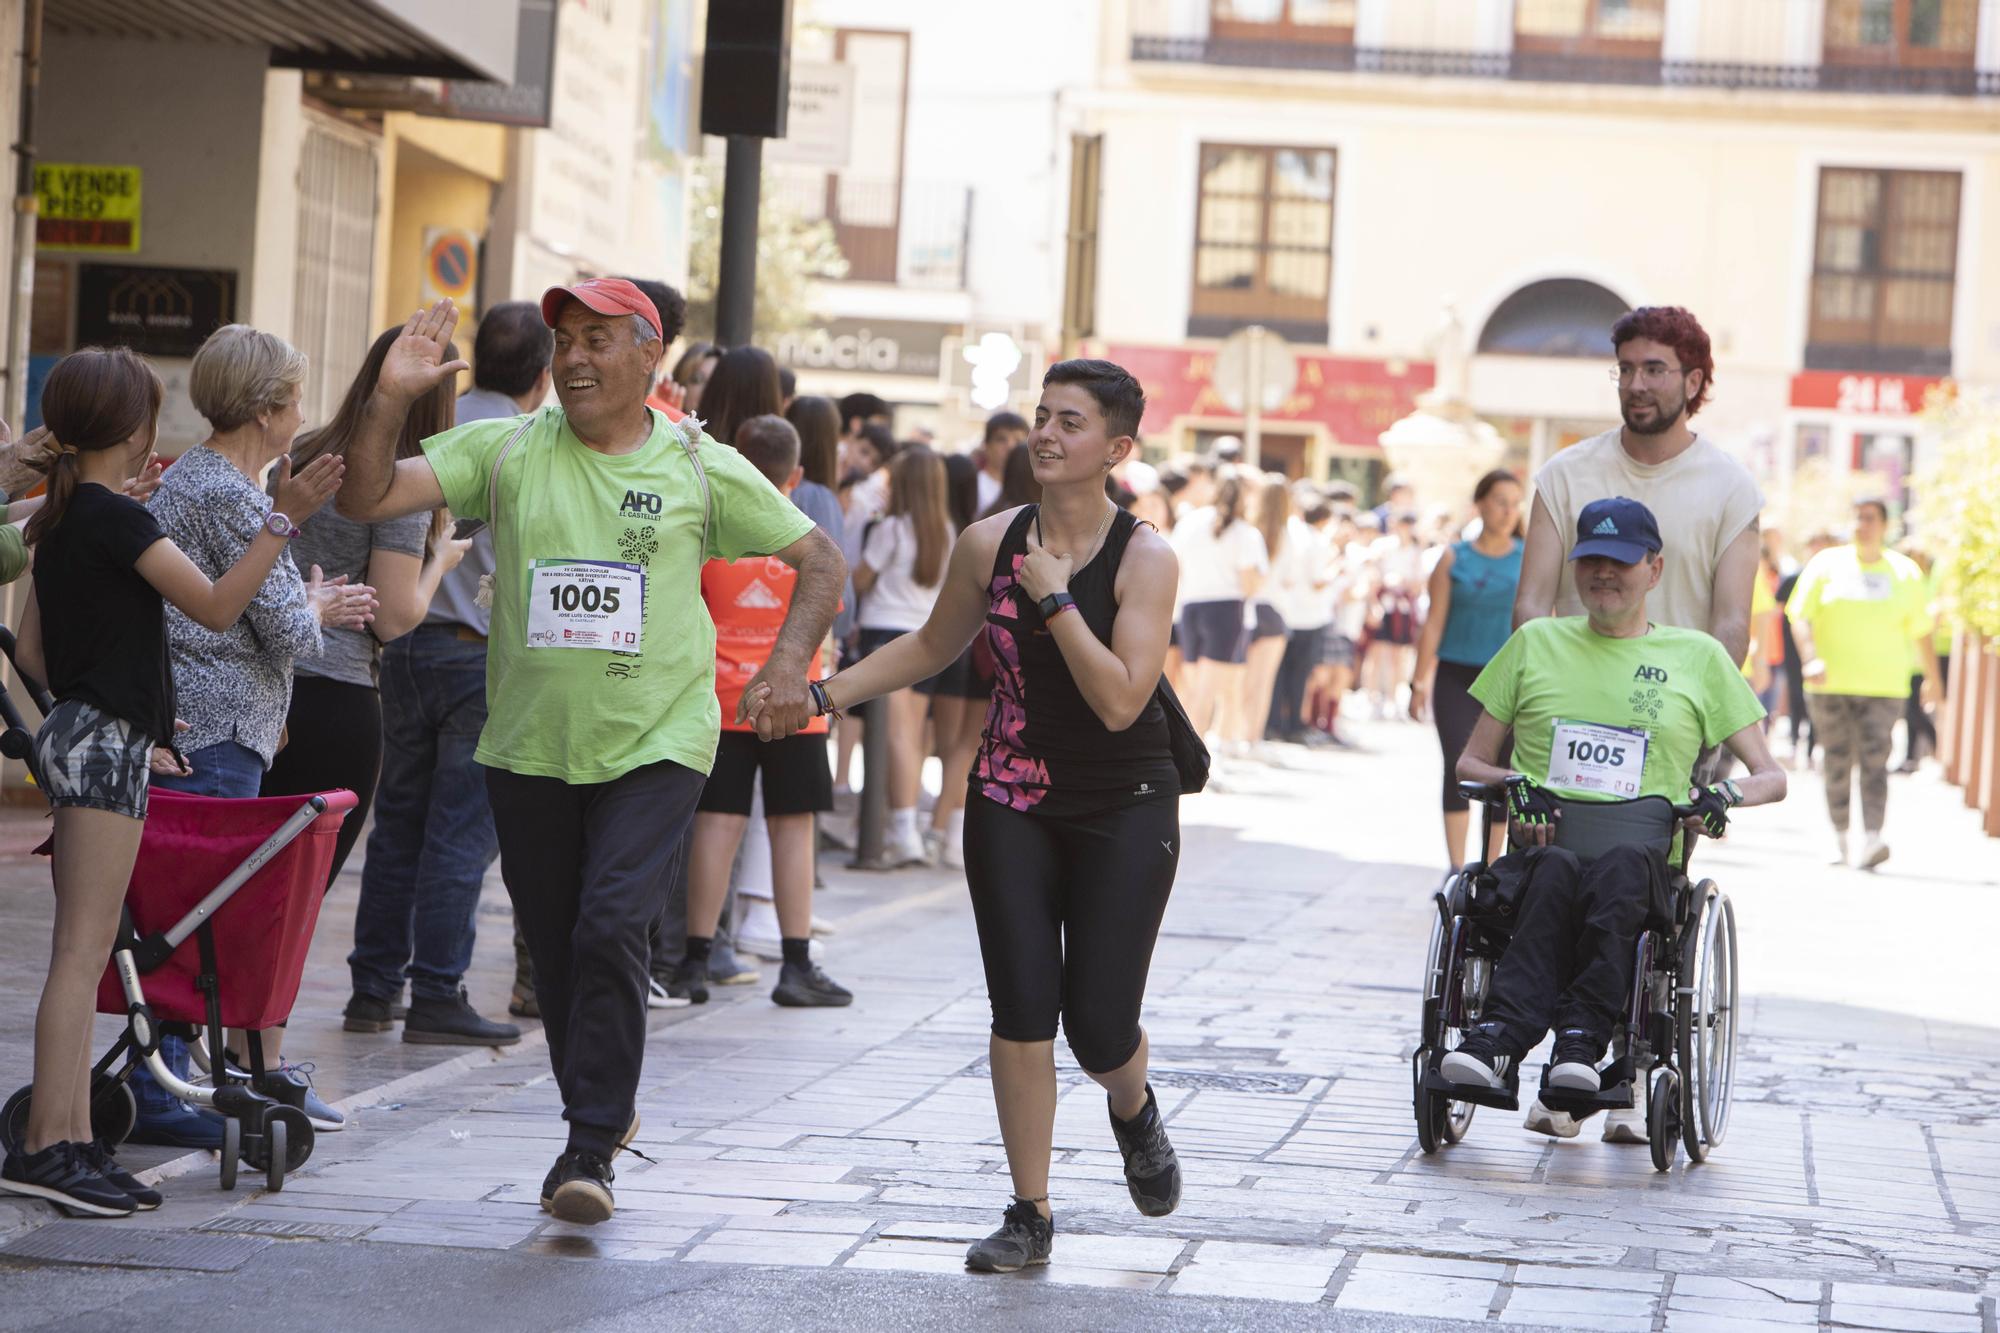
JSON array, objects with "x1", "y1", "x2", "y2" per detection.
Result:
[{"x1": 1037, "y1": 501, "x2": 1117, "y2": 566}]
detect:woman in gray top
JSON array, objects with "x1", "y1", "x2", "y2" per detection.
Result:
[{"x1": 261, "y1": 325, "x2": 471, "y2": 882}]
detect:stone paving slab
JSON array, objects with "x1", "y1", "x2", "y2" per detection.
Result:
[{"x1": 2, "y1": 718, "x2": 1998, "y2": 1330}]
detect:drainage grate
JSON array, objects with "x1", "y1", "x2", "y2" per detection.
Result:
[
  {"x1": 199, "y1": 1216, "x2": 371, "y2": 1241},
  {"x1": 1, "y1": 1222, "x2": 270, "y2": 1272},
  {"x1": 961, "y1": 1058, "x2": 1308, "y2": 1095}
]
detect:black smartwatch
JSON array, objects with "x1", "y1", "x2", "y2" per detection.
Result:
[{"x1": 1037, "y1": 590, "x2": 1076, "y2": 622}]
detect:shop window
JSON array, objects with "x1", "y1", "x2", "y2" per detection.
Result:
[
  {"x1": 1824, "y1": 0, "x2": 1978, "y2": 68},
  {"x1": 1189, "y1": 143, "x2": 1336, "y2": 343},
  {"x1": 1513, "y1": 0, "x2": 1666, "y2": 57},
  {"x1": 1210, "y1": 0, "x2": 1356, "y2": 43},
  {"x1": 1807, "y1": 167, "x2": 1959, "y2": 374}
]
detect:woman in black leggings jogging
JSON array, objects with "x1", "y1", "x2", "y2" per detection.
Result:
[{"x1": 746, "y1": 360, "x2": 1183, "y2": 1273}]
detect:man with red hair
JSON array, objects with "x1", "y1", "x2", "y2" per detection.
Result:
[{"x1": 1510, "y1": 304, "x2": 1762, "y2": 1146}]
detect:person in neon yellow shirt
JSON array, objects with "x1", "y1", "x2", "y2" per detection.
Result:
[
  {"x1": 1441, "y1": 497, "x2": 1785, "y2": 1102},
  {"x1": 1785, "y1": 499, "x2": 1940, "y2": 870}
]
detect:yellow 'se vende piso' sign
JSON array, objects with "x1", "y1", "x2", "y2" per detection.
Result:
[{"x1": 36, "y1": 163, "x2": 141, "y2": 252}]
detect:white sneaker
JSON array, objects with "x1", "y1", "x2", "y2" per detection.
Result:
[
  {"x1": 1523, "y1": 1098, "x2": 1580, "y2": 1140},
  {"x1": 886, "y1": 825, "x2": 932, "y2": 869},
  {"x1": 819, "y1": 811, "x2": 856, "y2": 851},
  {"x1": 735, "y1": 899, "x2": 825, "y2": 963},
  {"x1": 1829, "y1": 832, "x2": 1849, "y2": 867},
  {"x1": 1601, "y1": 1104, "x2": 1649, "y2": 1144},
  {"x1": 646, "y1": 976, "x2": 691, "y2": 1009},
  {"x1": 810, "y1": 914, "x2": 838, "y2": 938},
  {"x1": 925, "y1": 825, "x2": 964, "y2": 869},
  {"x1": 1858, "y1": 835, "x2": 1890, "y2": 870}
]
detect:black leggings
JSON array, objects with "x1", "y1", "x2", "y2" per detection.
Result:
[
  {"x1": 1434, "y1": 659, "x2": 1497, "y2": 813},
  {"x1": 962, "y1": 794, "x2": 1179, "y2": 1073},
  {"x1": 261, "y1": 674, "x2": 384, "y2": 888}
]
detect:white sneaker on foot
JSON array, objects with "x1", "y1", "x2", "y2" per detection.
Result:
[
  {"x1": 1601, "y1": 1104, "x2": 1649, "y2": 1144},
  {"x1": 1829, "y1": 832, "x2": 1849, "y2": 867},
  {"x1": 1523, "y1": 1097, "x2": 1580, "y2": 1140},
  {"x1": 1858, "y1": 834, "x2": 1890, "y2": 870},
  {"x1": 885, "y1": 825, "x2": 932, "y2": 869},
  {"x1": 736, "y1": 899, "x2": 824, "y2": 963}
]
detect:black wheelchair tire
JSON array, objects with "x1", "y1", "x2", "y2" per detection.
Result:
[
  {"x1": 0, "y1": 1085, "x2": 26, "y2": 1155},
  {"x1": 0, "y1": 1079, "x2": 135, "y2": 1155},
  {"x1": 1648, "y1": 1069, "x2": 1682, "y2": 1173}
]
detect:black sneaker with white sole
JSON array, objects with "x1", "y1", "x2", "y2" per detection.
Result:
[
  {"x1": 963, "y1": 1199, "x2": 1054, "y2": 1273},
  {"x1": 771, "y1": 961, "x2": 853, "y2": 1008},
  {"x1": 0, "y1": 1142, "x2": 136, "y2": 1217},
  {"x1": 546, "y1": 1150, "x2": 615, "y2": 1224},
  {"x1": 81, "y1": 1141, "x2": 160, "y2": 1210},
  {"x1": 1440, "y1": 1031, "x2": 1517, "y2": 1091},
  {"x1": 1547, "y1": 1029, "x2": 1604, "y2": 1093},
  {"x1": 1108, "y1": 1085, "x2": 1182, "y2": 1217}
]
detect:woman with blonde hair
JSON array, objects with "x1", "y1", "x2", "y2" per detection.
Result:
[
  {"x1": 1237, "y1": 472, "x2": 1294, "y2": 757},
  {"x1": 855, "y1": 445, "x2": 953, "y2": 866}
]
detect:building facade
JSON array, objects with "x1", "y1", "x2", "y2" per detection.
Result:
[{"x1": 1069, "y1": 0, "x2": 2000, "y2": 519}]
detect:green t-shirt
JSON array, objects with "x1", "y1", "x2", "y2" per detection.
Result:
[
  {"x1": 0, "y1": 522, "x2": 26, "y2": 585},
  {"x1": 423, "y1": 407, "x2": 816, "y2": 782},
  {"x1": 1784, "y1": 545, "x2": 1930, "y2": 699},
  {"x1": 1470, "y1": 618, "x2": 1765, "y2": 804}
]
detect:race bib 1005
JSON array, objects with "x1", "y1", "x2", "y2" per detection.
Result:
[
  {"x1": 1546, "y1": 718, "x2": 1649, "y2": 798},
  {"x1": 526, "y1": 559, "x2": 644, "y2": 650}
]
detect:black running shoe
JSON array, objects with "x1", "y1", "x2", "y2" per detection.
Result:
[
  {"x1": 547, "y1": 1150, "x2": 615, "y2": 1224},
  {"x1": 1108, "y1": 1085, "x2": 1182, "y2": 1217},
  {"x1": 0, "y1": 1142, "x2": 136, "y2": 1217},
  {"x1": 81, "y1": 1141, "x2": 160, "y2": 1210},
  {"x1": 963, "y1": 1199, "x2": 1053, "y2": 1273},
  {"x1": 771, "y1": 961, "x2": 853, "y2": 1008},
  {"x1": 1547, "y1": 1029, "x2": 1604, "y2": 1092},
  {"x1": 667, "y1": 958, "x2": 710, "y2": 1005},
  {"x1": 1440, "y1": 1030, "x2": 1516, "y2": 1091}
]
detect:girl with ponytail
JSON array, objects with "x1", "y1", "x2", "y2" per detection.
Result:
[{"x1": 1, "y1": 346, "x2": 345, "y2": 1219}]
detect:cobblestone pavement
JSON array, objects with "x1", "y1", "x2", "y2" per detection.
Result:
[{"x1": 2, "y1": 718, "x2": 1997, "y2": 1331}]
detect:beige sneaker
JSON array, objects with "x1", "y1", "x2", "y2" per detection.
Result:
[
  {"x1": 1522, "y1": 1097, "x2": 1580, "y2": 1139},
  {"x1": 1601, "y1": 1104, "x2": 1649, "y2": 1144},
  {"x1": 1858, "y1": 835, "x2": 1890, "y2": 870}
]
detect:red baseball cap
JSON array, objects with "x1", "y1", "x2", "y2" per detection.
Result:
[{"x1": 540, "y1": 278, "x2": 662, "y2": 338}]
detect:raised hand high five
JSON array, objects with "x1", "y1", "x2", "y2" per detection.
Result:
[{"x1": 378, "y1": 299, "x2": 471, "y2": 405}]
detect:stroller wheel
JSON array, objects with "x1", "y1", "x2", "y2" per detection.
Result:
[
  {"x1": 0, "y1": 1085, "x2": 29, "y2": 1154},
  {"x1": 90, "y1": 1077, "x2": 137, "y2": 1149},
  {"x1": 219, "y1": 1116, "x2": 241, "y2": 1191},
  {"x1": 265, "y1": 1119, "x2": 288, "y2": 1193}
]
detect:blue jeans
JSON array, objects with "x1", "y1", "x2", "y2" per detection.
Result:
[
  {"x1": 151, "y1": 740, "x2": 266, "y2": 797},
  {"x1": 348, "y1": 627, "x2": 499, "y2": 1003}
]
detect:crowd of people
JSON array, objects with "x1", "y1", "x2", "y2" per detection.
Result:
[{"x1": 0, "y1": 284, "x2": 1954, "y2": 1274}]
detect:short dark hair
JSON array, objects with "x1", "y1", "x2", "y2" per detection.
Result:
[
  {"x1": 619, "y1": 278, "x2": 687, "y2": 347},
  {"x1": 839, "y1": 392, "x2": 890, "y2": 432},
  {"x1": 1854, "y1": 496, "x2": 1891, "y2": 523},
  {"x1": 735, "y1": 414, "x2": 801, "y2": 487},
  {"x1": 778, "y1": 366, "x2": 796, "y2": 401},
  {"x1": 860, "y1": 422, "x2": 897, "y2": 462},
  {"x1": 473, "y1": 301, "x2": 554, "y2": 397},
  {"x1": 1041, "y1": 358, "x2": 1144, "y2": 440},
  {"x1": 984, "y1": 410, "x2": 1029, "y2": 443}
]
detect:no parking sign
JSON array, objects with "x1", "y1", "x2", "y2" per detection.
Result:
[{"x1": 421, "y1": 227, "x2": 480, "y2": 311}]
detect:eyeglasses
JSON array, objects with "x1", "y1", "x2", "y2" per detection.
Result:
[{"x1": 1610, "y1": 362, "x2": 1686, "y2": 387}]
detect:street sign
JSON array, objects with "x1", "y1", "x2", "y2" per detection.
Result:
[
  {"x1": 1214, "y1": 326, "x2": 1297, "y2": 415},
  {"x1": 768, "y1": 61, "x2": 855, "y2": 168},
  {"x1": 421, "y1": 227, "x2": 480, "y2": 309},
  {"x1": 35, "y1": 164, "x2": 141, "y2": 252}
]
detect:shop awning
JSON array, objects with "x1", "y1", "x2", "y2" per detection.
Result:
[{"x1": 45, "y1": 0, "x2": 519, "y2": 83}]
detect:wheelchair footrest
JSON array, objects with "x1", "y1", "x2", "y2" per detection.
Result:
[
  {"x1": 1537, "y1": 1055, "x2": 1638, "y2": 1116},
  {"x1": 1422, "y1": 1068, "x2": 1519, "y2": 1113}
]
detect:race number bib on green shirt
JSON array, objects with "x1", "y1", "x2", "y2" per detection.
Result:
[
  {"x1": 527, "y1": 559, "x2": 645, "y2": 650},
  {"x1": 1547, "y1": 718, "x2": 1649, "y2": 798}
]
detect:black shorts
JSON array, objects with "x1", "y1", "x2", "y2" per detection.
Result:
[
  {"x1": 1243, "y1": 602, "x2": 1287, "y2": 646},
  {"x1": 1180, "y1": 599, "x2": 1247, "y2": 665},
  {"x1": 921, "y1": 644, "x2": 987, "y2": 699},
  {"x1": 698, "y1": 731, "x2": 833, "y2": 817}
]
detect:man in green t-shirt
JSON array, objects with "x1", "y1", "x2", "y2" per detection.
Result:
[
  {"x1": 1441, "y1": 498, "x2": 1785, "y2": 1102},
  {"x1": 336, "y1": 288, "x2": 844, "y2": 1226},
  {"x1": 1785, "y1": 499, "x2": 1941, "y2": 870}
]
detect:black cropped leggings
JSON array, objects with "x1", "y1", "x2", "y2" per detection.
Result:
[
  {"x1": 1434, "y1": 659, "x2": 1508, "y2": 813},
  {"x1": 962, "y1": 793, "x2": 1179, "y2": 1073}
]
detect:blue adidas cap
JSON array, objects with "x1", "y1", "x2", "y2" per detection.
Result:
[{"x1": 1569, "y1": 496, "x2": 1662, "y2": 565}]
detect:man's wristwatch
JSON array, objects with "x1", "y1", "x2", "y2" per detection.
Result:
[
  {"x1": 1718, "y1": 777, "x2": 1744, "y2": 807},
  {"x1": 264, "y1": 511, "x2": 301, "y2": 539},
  {"x1": 1037, "y1": 590, "x2": 1077, "y2": 622}
]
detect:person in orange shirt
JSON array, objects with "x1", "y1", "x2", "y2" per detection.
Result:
[{"x1": 684, "y1": 414, "x2": 853, "y2": 1007}]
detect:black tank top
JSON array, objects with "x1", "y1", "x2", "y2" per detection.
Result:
[{"x1": 973, "y1": 506, "x2": 1179, "y2": 818}]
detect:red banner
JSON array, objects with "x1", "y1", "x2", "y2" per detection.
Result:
[
  {"x1": 1788, "y1": 370, "x2": 1950, "y2": 417},
  {"x1": 1095, "y1": 343, "x2": 1434, "y2": 448}
]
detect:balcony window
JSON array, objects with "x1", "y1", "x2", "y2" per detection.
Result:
[
  {"x1": 1826, "y1": 0, "x2": 1977, "y2": 67},
  {"x1": 1210, "y1": 0, "x2": 1356, "y2": 43},
  {"x1": 1807, "y1": 167, "x2": 1959, "y2": 374},
  {"x1": 1189, "y1": 144, "x2": 1335, "y2": 342},
  {"x1": 1514, "y1": 0, "x2": 1665, "y2": 56}
]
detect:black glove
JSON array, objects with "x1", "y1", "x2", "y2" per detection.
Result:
[
  {"x1": 1687, "y1": 781, "x2": 1739, "y2": 839},
  {"x1": 1506, "y1": 777, "x2": 1559, "y2": 834}
]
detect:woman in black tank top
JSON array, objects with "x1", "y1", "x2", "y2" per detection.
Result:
[{"x1": 751, "y1": 360, "x2": 1185, "y2": 1273}]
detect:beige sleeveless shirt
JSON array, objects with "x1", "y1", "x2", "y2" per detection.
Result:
[{"x1": 1533, "y1": 429, "x2": 1763, "y2": 634}]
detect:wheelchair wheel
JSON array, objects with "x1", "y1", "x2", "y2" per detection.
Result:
[
  {"x1": 1414, "y1": 896, "x2": 1476, "y2": 1153},
  {"x1": 90, "y1": 1075, "x2": 138, "y2": 1149},
  {"x1": 1677, "y1": 886, "x2": 1738, "y2": 1163},
  {"x1": 218, "y1": 1116, "x2": 241, "y2": 1191},
  {"x1": 1648, "y1": 1069, "x2": 1682, "y2": 1173}
]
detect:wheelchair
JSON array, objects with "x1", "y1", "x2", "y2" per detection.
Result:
[{"x1": 1412, "y1": 780, "x2": 1739, "y2": 1172}]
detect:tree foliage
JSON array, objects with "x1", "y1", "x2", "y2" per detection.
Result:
[
  {"x1": 1915, "y1": 385, "x2": 2000, "y2": 639},
  {"x1": 684, "y1": 162, "x2": 848, "y2": 347}
]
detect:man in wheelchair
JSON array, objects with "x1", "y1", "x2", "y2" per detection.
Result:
[{"x1": 1439, "y1": 497, "x2": 1785, "y2": 1113}]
